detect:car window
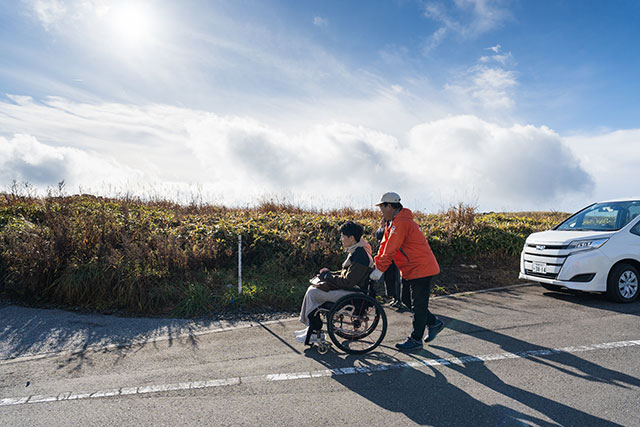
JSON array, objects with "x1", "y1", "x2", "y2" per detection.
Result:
[
  {"x1": 557, "y1": 200, "x2": 640, "y2": 231},
  {"x1": 631, "y1": 221, "x2": 640, "y2": 236}
]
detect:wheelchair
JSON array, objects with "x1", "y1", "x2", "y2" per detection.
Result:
[{"x1": 304, "y1": 279, "x2": 387, "y2": 354}]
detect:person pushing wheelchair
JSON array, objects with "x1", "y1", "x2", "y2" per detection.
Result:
[
  {"x1": 369, "y1": 192, "x2": 445, "y2": 350},
  {"x1": 295, "y1": 221, "x2": 374, "y2": 344}
]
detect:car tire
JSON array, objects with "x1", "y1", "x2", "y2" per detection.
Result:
[{"x1": 607, "y1": 263, "x2": 639, "y2": 303}]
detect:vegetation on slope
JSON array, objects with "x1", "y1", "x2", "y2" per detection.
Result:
[{"x1": 0, "y1": 193, "x2": 568, "y2": 317}]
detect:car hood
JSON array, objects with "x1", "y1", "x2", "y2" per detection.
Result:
[{"x1": 526, "y1": 230, "x2": 615, "y2": 245}]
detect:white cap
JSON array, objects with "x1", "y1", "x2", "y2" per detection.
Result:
[{"x1": 375, "y1": 192, "x2": 401, "y2": 206}]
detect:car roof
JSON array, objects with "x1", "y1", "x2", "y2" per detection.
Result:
[{"x1": 596, "y1": 198, "x2": 640, "y2": 203}]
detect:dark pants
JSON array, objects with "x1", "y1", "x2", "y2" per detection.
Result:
[
  {"x1": 402, "y1": 276, "x2": 437, "y2": 341},
  {"x1": 384, "y1": 262, "x2": 401, "y2": 300}
]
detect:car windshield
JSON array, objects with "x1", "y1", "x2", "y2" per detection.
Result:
[{"x1": 556, "y1": 201, "x2": 640, "y2": 231}]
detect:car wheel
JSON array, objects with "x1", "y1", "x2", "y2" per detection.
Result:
[{"x1": 607, "y1": 263, "x2": 639, "y2": 303}]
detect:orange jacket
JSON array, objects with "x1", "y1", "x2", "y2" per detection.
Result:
[{"x1": 374, "y1": 208, "x2": 440, "y2": 280}]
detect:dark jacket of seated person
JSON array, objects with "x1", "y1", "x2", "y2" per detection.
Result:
[{"x1": 315, "y1": 241, "x2": 374, "y2": 292}]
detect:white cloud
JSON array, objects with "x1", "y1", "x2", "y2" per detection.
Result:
[
  {"x1": 445, "y1": 65, "x2": 516, "y2": 111},
  {"x1": 479, "y1": 45, "x2": 512, "y2": 65},
  {"x1": 444, "y1": 45, "x2": 517, "y2": 112},
  {"x1": 184, "y1": 115, "x2": 405, "y2": 199},
  {"x1": 422, "y1": 0, "x2": 511, "y2": 50},
  {"x1": 24, "y1": 0, "x2": 111, "y2": 29},
  {"x1": 564, "y1": 129, "x2": 640, "y2": 203},
  {"x1": 313, "y1": 16, "x2": 328, "y2": 27},
  {"x1": 403, "y1": 115, "x2": 594, "y2": 210},
  {"x1": 0, "y1": 96, "x2": 611, "y2": 212},
  {"x1": 0, "y1": 134, "x2": 142, "y2": 190},
  {"x1": 454, "y1": 0, "x2": 511, "y2": 34},
  {"x1": 26, "y1": 0, "x2": 67, "y2": 29}
]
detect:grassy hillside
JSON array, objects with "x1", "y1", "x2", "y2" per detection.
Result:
[{"x1": 0, "y1": 193, "x2": 569, "y2": 317}]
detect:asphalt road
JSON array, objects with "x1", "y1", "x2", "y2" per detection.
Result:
[{"x1": 1, "y1": 284, "x2": 639, "y2": 426}]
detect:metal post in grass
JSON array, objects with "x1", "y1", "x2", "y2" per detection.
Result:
[{"x1": 238, "y1": 234, "x2": 242, "y2": 294}]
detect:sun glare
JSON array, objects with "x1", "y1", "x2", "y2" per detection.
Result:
[{"x1": 109, "y1": 3, "x2": 155, "y2": 48}]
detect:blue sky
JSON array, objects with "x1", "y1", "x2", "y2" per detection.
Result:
[{"x1": 1, "y1": 0, "x2": 639, "y2": 212}]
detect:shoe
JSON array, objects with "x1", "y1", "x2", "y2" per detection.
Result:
[
  {"x1": 425, "y1": 319, "x2": 445, "y2": 343},
  {"x1": 297, "y1": 332, "x2": 323, "y2": 344},
  {"x1": 308, "y1": 332, "x2": 324, "y2": 345},
  {"x1": 294, "y1": 327, "x2": 309, "y2": 337},
  {"x1": 395, "y1": 337, "x2": 422, "y2": 351},
  {"x1": 395, "y1": 303, "x2": 409, "y2": 312}
]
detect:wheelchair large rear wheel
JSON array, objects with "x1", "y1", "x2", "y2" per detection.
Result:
[{"x1": 326, "y1": 293, "x2": 387, "y2": 354}]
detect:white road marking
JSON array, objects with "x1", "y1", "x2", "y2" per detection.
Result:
[{"x1": 1, "y1": 339, "x2": 639, "y2": 407}]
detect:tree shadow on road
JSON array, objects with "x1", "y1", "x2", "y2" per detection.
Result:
[{"x1": 0, "y1": 303, "x2": 256, "y2": 371}]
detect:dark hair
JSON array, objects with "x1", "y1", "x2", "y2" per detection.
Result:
[
  {"x1": 339, "y1": 221, "x2": 363, "y2": 242},
  {"x1": 382, "y1": 202, "x2": 403, "y2": 210}
]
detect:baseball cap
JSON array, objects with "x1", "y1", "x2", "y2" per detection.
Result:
[{"x1": 375, "y1": 192, "x2": 401, "y2": 206}]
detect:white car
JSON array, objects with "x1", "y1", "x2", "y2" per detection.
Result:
[{"x1": 519, "y1": 198, "x2": 640, "y2": 302}]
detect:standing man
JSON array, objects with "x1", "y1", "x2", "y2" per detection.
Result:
[{"x1": 370, "y1": 192, "x2": 444, "y2": 350}]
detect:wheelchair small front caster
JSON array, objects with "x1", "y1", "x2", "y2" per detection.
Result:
[{"x1": 317, "y1": 342, "x2": 330, "y2": 354}]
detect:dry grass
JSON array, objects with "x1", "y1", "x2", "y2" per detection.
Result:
[{"x1": 0, "y1": 191, "x2": 568, "y2": 316}]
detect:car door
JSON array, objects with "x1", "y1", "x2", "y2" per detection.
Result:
[{"x1": 629, "y1": 219, "x2": 640, "y2": 255}]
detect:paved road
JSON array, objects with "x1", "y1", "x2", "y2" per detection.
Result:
[{"x1": 1, "y1": 284, "x2": 639, "y2": 426}]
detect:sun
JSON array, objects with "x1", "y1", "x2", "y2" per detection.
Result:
[{"x1": 109, "y1": 3, "x2": 156, "y2": 48}]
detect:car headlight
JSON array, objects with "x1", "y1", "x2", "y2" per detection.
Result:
[{"x1": 567, "y1": 238, "x2": 609, "y2": 252}]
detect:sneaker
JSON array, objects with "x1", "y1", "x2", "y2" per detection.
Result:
[
  {"x1": 294, "y1": 327, "x2": 309, "y2": 337},
  {"x1": 395, "y1": 303, "x2": 409, "y2": 313},
  {"x1": 395, "y1": 337, "x2": 422, "y2": 351},
  {"x1": 308, "y1": 332, "x2": 324, "y2": 345},
  {"x1": 425, "y1": 319, "x2": 445, "y2": 343},
  {"x1": 383, "y1": 299, "x2": 396, "y2": 307},
  {"x1": 297, "y1": 332, "x2": 323, "y2": 344}
]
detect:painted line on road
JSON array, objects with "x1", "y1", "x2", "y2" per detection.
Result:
[{"x1": 2, "y1": 338, "x2": 639, "y2": 407}]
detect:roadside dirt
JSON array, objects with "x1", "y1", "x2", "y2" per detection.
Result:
[{"x1": 434, "y1": 256, "x2": 523, "y2": 295}]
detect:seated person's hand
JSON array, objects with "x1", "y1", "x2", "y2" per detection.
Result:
[
  {"x1": 319, "y1": 267, "x2": 329, "y2": 274},
  {"x1": 369, "y1": 268, "x2": 383, "y2": 281},
  {"x1": 319, "y1": 270, "x2": 332, "y2": 281}
]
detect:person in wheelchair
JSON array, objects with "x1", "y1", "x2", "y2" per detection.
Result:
[{"x1": 295, "y1": 220, "x2": 374, "y2": 344}]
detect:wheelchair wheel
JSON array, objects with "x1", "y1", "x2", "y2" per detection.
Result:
[{"x1": 326, "y1": 293, "x2": 387, "y2": 354}]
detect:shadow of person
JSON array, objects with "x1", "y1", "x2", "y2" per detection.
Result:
[
  {"x1": 303, "y1": 346, "x2": 563, "y2": 426},
  {"x1": 416, "y1": 345, "x2": 623, "y2": 426},
  {"x1": 439, "y1": 315, "x2": 640, "y2": 389}
]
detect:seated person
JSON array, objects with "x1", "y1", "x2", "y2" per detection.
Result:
[{"x1": 295, "y1": 221, "x2": 374, "y2": 343}]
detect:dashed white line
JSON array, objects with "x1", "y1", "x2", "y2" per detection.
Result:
[{"x1": 1, "y1": 339, "x2": 639, "y2": 407}]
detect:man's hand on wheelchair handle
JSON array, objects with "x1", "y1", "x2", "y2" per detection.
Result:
[{"x1": 369, "y1": 268, "x2": 383, "y2": 281}]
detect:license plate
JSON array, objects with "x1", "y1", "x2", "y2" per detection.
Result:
[{"x1": 532, "y1": 262, "x2": 546, "y2": 274}]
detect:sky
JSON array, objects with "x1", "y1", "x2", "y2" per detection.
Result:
[{"x1": 1, "y1": 0, "x2": 639, "y2": 212}]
